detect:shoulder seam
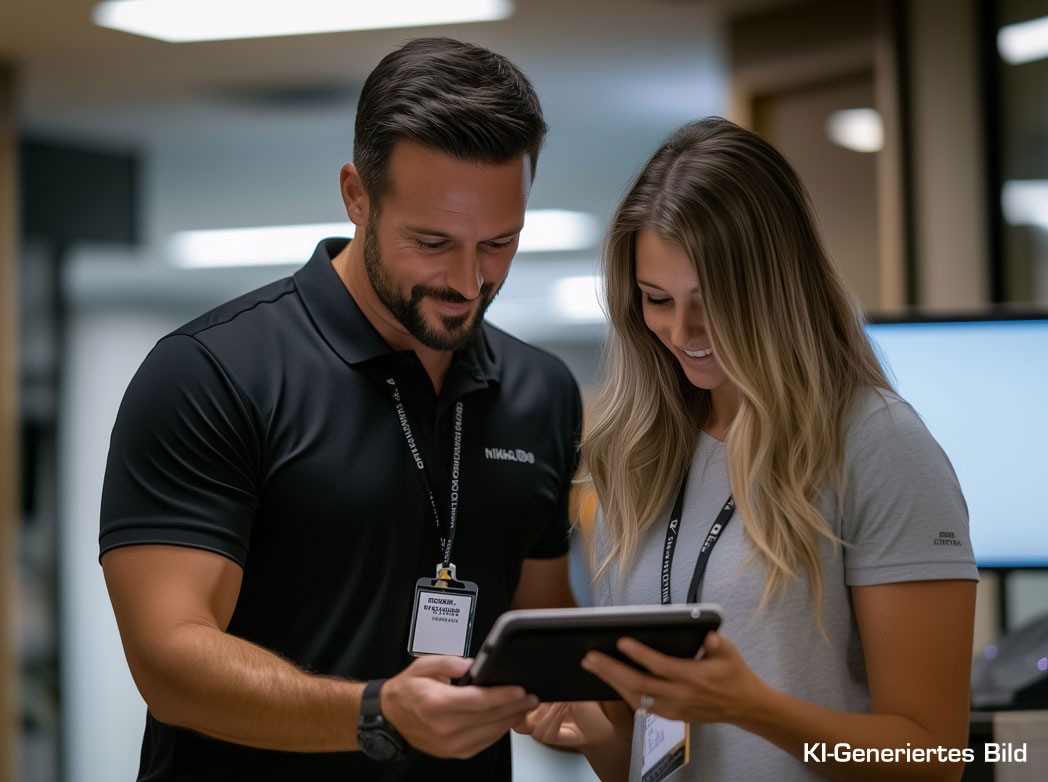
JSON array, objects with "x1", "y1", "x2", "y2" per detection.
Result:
[{"x1": 176, "y1": 283, "x2": 297, "y2": 339}]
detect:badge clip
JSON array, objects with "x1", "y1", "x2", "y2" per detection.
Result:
[{"x1": 435, "y1": 562, "x2": 457, "y2": 583}]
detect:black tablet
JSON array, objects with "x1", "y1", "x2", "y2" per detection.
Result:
[{"x1": 458, "y1": 604, "x2": 722, "y2": 702}]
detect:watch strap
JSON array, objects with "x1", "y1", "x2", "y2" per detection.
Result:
[{"x1": 360, "y1": 678, "x2": 387, "y2": 719}]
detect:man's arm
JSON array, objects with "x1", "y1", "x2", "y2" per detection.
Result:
[
  {"x1": 512, "y1": 554, "x2": 577, "y2": 610},
  {"x1": 103, "y1": 543, "x2": 538, "y2": 757}
]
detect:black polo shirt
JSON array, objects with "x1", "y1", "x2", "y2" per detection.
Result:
[{"x1": 99, "y1": 238, "x2": 583, "y2": 781}]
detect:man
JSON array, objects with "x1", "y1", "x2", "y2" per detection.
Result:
[{"x1": 100, "y1": 37, "x2": 581, "y2": 781}]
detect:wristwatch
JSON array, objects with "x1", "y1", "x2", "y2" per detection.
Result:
[{"x1": 356, "y1": 678, "x2": 407, "y2": 761}]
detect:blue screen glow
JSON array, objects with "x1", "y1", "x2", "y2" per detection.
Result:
[{"x1": 866, "y1": 319, "x2": 1048, "y2": 567}]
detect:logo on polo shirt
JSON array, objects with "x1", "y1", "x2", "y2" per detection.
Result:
[{"x1": 484, "y1": 447, "x2": 535, "y2": 464}]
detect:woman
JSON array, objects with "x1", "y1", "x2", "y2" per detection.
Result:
[{"x1": 518, "y1": 118, "x2": 977, "y2": 781}]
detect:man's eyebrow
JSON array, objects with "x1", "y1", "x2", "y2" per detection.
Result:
[
  {"x1": 490, "y1": 227, "x2": 524, "y2": 240},
  {"x1": 402, "y1": 225, "x2": 524, "y2": 240},
  {"x1": 403, "y1": 225, "x2": 451, "y2": 238}
]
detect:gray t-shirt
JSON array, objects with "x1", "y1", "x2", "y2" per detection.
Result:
[{"x1": 592, "y1": 388, "x2": 978, "y2": 781}]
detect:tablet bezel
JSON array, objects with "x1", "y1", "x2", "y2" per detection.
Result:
[{"x1": 459, "y1": 603, "x2": 722, "y2": 702}]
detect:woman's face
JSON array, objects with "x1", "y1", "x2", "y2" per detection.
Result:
[{"x1": 634, "y1": 229, "x2": 733, "y2": 394}]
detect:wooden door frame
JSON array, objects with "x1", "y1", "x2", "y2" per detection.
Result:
[
  {"x1": 0, "y1": 60, "x2": 21, "y2": 782},
  {"x1": 727, "y1": 0, "x2": 909, "y2": 312}
]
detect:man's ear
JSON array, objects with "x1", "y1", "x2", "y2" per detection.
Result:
[{"x1": 340, "y1": 163, "x2": 370, "y2": 227}]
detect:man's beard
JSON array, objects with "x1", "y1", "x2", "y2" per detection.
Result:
[{"x1": 363, "y1": 223, "x2": 496, "y2": 352}]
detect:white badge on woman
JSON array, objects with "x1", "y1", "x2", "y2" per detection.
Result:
[{"x1": 628, "y1": 696, "x2": 690, "y2": 782}]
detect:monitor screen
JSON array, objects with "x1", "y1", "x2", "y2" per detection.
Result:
[{"x1": 866, "y1": 317, "x2": 1048, "y2": 568}]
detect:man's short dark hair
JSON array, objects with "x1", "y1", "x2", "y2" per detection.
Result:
[{"x1": 353, "y1": 37, "x2": 548, "y2": 204}]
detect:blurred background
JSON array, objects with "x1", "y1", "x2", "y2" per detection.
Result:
[{"x1": 1, "y1": 0, "x2": 1047, "y2": 780}]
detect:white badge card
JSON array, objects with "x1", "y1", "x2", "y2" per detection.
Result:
[
  {"x1": 641, "y1": 714, "x2": 689, "y2": 782},
  {"x1": 407, "y1": 577, "x2": 478, "y2": 657}
]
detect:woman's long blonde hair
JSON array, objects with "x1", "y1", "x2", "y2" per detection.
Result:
[{"x1": 583, "y1": 118, "x2": 890, "y2": 617}]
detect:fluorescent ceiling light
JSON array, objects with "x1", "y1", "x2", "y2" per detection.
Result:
[
  {"x1": 825, "y1": 108, "x2": 883, "y2": 153},
  {"x1": 1001, "y1": 180, "x2": 1048, "y2": 228},
  {"x1": 518, "y1": 210, "x2": 602, "y2": 253},
  {"x1": 169, "y1": 223, "x2": 344, "y2": 267},
  {"x1": 169, "y1": 209, "x2": 601, "y2": 268},
  {"x1": 93, "y1": 0, "x2": 513, "y2": 43},
  {"x1": 552, "y1": 276, "x2": 605, "y2": 322},
  {"x1": 998, "y1": 16, "x2": 1048, "y2": 65}
]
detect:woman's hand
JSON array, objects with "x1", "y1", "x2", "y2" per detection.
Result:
[
  {"x1": 514, "y1": 700, "x2": 616, "y2": 749},
  {"x1": 515, "y1": 700, "x2": 632, "y2": 782},
  {"x1": 580, "y1": 631, "x2": 769, "y2": 725}
]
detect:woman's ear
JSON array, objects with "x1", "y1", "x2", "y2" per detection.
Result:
[{"x1": 339, "y1": 163, "x2": 369, "y2": 227}]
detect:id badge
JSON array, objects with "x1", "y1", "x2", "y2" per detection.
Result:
[
  {"x1": 407, "y1": 564, "x2": 479, "y2": 657},
  {"x1": 630, "y1": 708, "x2": 690, "y2": 782}
]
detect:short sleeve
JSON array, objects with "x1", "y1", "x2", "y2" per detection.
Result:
[
  {"x1": 99, "y1": 334, "x2": 262, "y2": 565},
  {"x1": 524, "y1": 372, "x2": 583, "y2": 559},
  {"x1": 841, "y1": 392, "x2": 979, "y2": 586}
]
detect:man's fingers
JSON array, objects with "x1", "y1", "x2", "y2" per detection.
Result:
[
  {"x1": 403, "y1": 655, "x2": 534, "y2": 715},
  {"x1": 407, "y1": 653, "x2": 474, "y2": 681},
  {"x1": 441, "y1": 683, "x2": 536, "y2": 715},
  {"x1": 474, "y1": 694, "x2": 542, "y2": 725}
]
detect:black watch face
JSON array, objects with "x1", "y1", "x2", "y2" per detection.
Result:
[{"x1": 358, "y1": 726, "x2": 405, "y2": 761}]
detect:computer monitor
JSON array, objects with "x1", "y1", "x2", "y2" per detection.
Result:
[{"x1": 866, "y1": 315, "x2": 1048, "y2": 568}]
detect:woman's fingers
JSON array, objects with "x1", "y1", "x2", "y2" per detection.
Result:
[
  {"x1": 536, "y1": 702, "x2": 571, "y2": 745},
  {"x1": 581, "y1": 650, "x2": 678, "y2": 710},
  {"x1": 614, "y1": 637, "x2": 695, "y2": 679},
  {"x1": 516, "y1": 702, "x2": 587, "y2": 747}
]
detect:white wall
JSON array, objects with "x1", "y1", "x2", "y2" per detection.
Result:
[{"x1": 59, "y1": 304, "x2": 182, "y2": 782}]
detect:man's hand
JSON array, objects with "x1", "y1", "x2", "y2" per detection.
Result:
[{"x1": 382, "y1": 655, "x2": 539, "y2": 759}]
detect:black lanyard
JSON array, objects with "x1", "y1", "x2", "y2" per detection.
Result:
[
  {"x1": 385, "y1": 377, "x2": 463, "y2": 568},
  {"x1": 661, "y1": 474, "x2": 735, "y2": 604}
]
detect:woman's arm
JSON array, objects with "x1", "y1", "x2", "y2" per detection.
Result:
[{"x1": 582, "y1": 578, "x2": 976, "y2": 782}]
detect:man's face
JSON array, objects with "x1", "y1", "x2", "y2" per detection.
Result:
[{"x1": 362, "y1": 140, "x2": 531, "y2": 351}]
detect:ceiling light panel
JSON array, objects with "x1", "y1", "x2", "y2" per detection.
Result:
[
  {"x1": 998, "y1": 15, "x2": 1048, "y2": 65},
  {"x1": 825, "y1": 108, "x2": 883, "y2": 153},
  {"x1": 168, "y1": 209, "x2": 602, "y2": 267},
  {"x1": 93, "y1": 0, "x2": 514, "y2": 43}
]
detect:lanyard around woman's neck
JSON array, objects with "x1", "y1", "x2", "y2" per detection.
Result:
[{"x1": 661, "y1": 473, "x2": 735, "y2": 604}]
